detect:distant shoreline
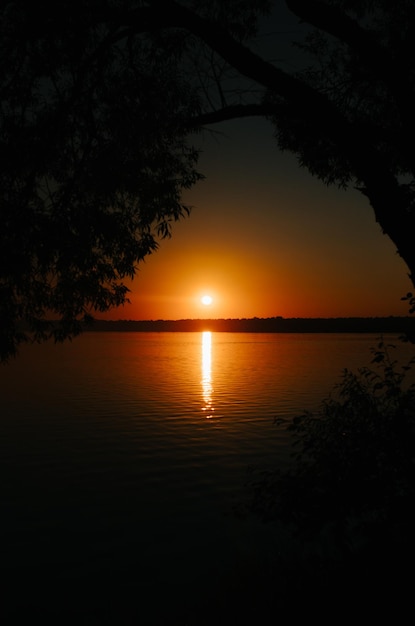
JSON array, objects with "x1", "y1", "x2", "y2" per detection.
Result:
[{"x1": 85, "y1": 316, "x2": 415, "y2": 335}]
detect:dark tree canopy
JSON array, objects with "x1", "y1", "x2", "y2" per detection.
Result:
[
  {"x1": 1, "y1": 0, "x2": 415, "y2": 361},
  {"x1": 1, "y1": 0, "x2": 203, "y2": 360}
]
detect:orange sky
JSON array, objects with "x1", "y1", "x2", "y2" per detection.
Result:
[{"x1": 99, "y1": 116, "x2": 412, "y2": 321}]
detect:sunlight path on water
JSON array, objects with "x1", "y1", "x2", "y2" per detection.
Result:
[{"x1": 201, "y1": 331, "x2": 214, "y2": 418}]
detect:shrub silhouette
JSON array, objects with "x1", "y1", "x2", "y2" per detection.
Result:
[{"x1": 248, "y1": 339, "x2": 415, "y2": 558}]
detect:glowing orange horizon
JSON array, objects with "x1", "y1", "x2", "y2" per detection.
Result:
[{"x1": 95, "y1": 130, "x2": 413, "y2": 324}]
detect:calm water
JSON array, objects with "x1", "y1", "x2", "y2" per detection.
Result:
[{"x1": 1, "y1": 332, "x2": 411, "y2": 624}]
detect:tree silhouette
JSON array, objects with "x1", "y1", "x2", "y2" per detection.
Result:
[
  {"x1": 1, "y1": 0, "x2": 414, "y2": 360},
  {"x1": 0, "y1": 0, "x2": 202, "y2": 360}
]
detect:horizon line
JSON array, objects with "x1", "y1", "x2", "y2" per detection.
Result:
[{"x1": 94, "y1": 314, "x2": 412, "y2": 323}]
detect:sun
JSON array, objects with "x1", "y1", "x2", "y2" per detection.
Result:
[{"x1": 201, "y1": 295, "x2": 213, "y2": 306}]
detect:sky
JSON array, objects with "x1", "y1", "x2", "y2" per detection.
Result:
[{"x1": 99, "y1": 4, "x2": 413, "y2": 322}]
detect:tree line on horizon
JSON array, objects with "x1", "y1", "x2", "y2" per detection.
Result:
[{"x1": 81, "y1": 316, "x2": 415, "y2": 334}]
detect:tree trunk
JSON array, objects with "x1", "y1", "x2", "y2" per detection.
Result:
[{"x1": 363, "y1": 179, "x2": 415, "y2": 291}]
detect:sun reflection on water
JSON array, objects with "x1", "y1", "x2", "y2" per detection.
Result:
[{"x1": 201, "y1": 331, "x2": 214, "y2": 418}]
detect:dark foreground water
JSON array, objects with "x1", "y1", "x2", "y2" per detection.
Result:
[{"x1": 1, "y1": 332, "x2": 412, "y2": 624}]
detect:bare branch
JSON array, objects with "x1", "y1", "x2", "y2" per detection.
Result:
[{"x1": 190, "y1": 103, "x2": 278, "y2": 127}]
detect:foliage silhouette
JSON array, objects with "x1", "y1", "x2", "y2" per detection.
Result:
[
  {"x1": 2, "y1": 0, "x2": 415, "y2": 360},
  {"x1": 0, "y1": 0, "x2": 202, "y2": 360},
  {"x1": 246, "y1": 340, "x2": 415, "y2": 569}
]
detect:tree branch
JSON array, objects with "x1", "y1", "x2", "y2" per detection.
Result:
[
  {"x1": 285, "y1": 0, "x2": 382, "y2": 55},
  {"x1": 284, "y1": 0, "x2": 414, "y2": 155},
  {"x1": 121, "y1": 1, "x2": 347, "y2": 137},
  {"x1": 284, "y1": 1, "x2": 397, "y2": 87},
  {"x1": 189, "y1": 103, "x2": 278, "y2": 128},
  {"x1": 97, "y1": 1, "x2": 414, "y2": 278},
  {"x1": 147, "y1": 0, "x2": 320, "y2": 104}
]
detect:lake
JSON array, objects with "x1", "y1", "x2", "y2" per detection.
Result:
[{"x1": 1, "y1": 331, "x2": 412, "y2": 624}]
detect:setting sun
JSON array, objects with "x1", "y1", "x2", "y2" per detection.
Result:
[{"x1": 201, "y1": 295, "x2": 213, "y2": 306}]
